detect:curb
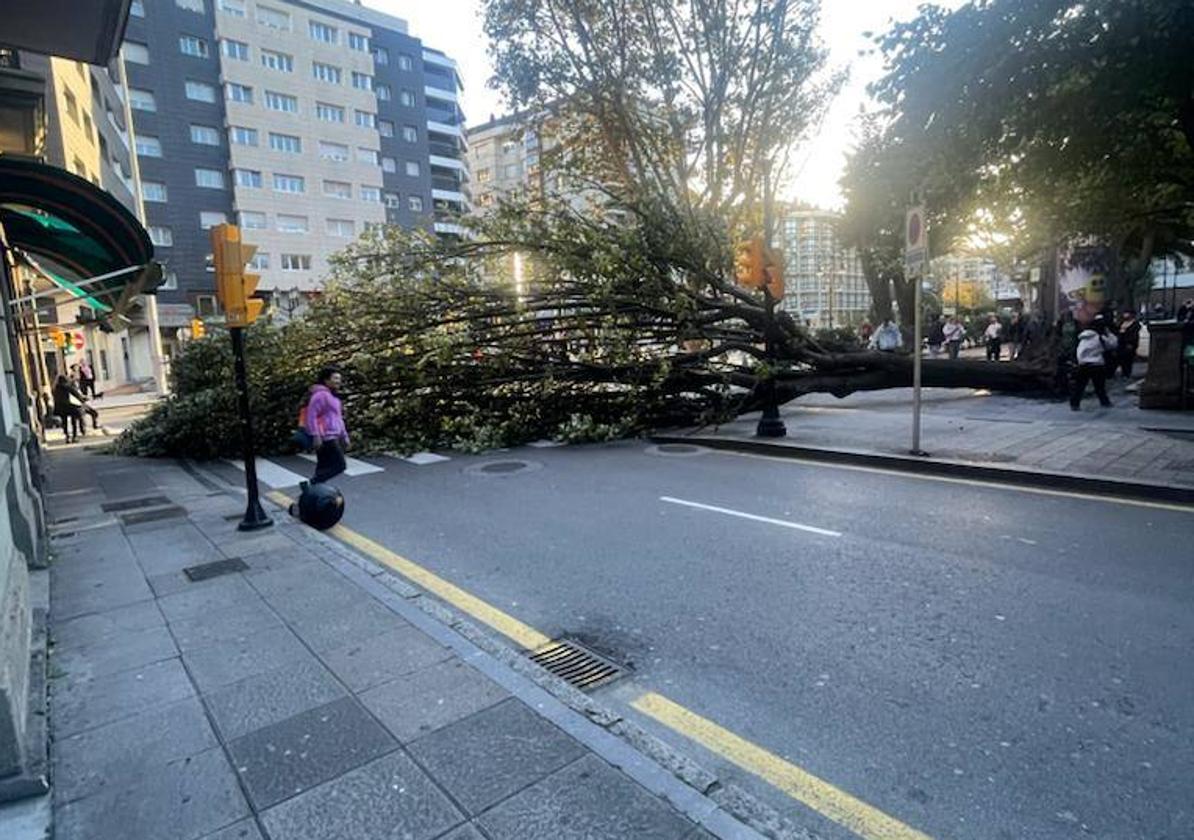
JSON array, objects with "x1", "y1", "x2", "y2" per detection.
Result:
[{"x1": 650, "y1": 434, "x2": 1194, "y2": 506}]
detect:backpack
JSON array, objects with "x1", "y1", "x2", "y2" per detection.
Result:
[{"x1": 291, "y1": 397, "x2": 314, "y2": 451}]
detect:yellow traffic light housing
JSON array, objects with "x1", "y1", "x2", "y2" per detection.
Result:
[
  {"x1": 735, "y1": 239, "x2": 766, "y2": 288},
  {"x1": 191, "y1": 318, "x2": 206, "y2": 339},
  {"x1": 210, "y1": 224, "x2": 264, "y2": 327},
  {"x1": 50, "y1": 328, "x2": 65, "y2": 349}
]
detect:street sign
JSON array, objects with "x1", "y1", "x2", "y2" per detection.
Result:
[
  {"x1": 73, "y1": 332, "x2": 85, "y2": 351},
  {"x1": 905, "y1": 206, "x2": 927, "y2": 278}
]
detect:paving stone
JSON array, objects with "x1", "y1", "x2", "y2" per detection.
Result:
[
  {"x1": 52, "y1": 600, "x2": 164, "y2": 651},
  {"x1": 52, "y1": 569, "x2": 154, "y2": 620},
  {"x1": 52, "y1": 623, "x2": 177, "y2": 681},
  {"x1": 320, "y1": 625, "x2": 450, "y2": 692},
  {"x1": 283, "y1": 597, "x2": 408, "y2": 654},
  {"x1": 408, "y1": 698, "x2": 586, "y2": 815},
  {"x1": 227, "y1": 697, "x2": 397, "y2": 810},
  {"x1": 206, "y1": 658, "x2": 348, "y2": 740},
  {"x1": 52, "y1": 696, "x2": 218, "y2": 803},
  {"x1": 169, "y1": 600, "x2": 285, "y2": 652},
  {"x1": 182, "y1": 625, "x2": 313, "y2": 692},
  {"x1": 238, "y1": 546, "x2": 320, "y2": 576},
  {"x1": 212, "y1": 530, "x2": 298, "y2": 557},
  {"x1": 55, "y1": 747, "x2": 249, "y2": 840},
  {"x1": 359, "y1": 658, "x2": 509, "y2": 742},
  {"x1": 437, "y1": 824, "x2": 489, "y2": 840},
  {"x1": 198, "y1": 819, "x2": 266, "y2": 840},
  {"x1": 260, "y1": 751, "x2": 463, "y2": 840},
  {"x1": 158, "y1": 575, "x2": 264, "y2": 623},
  {"x1": 246, "y1": 564, "x2": 359, "y2": 604},
  {"x1": 52, "y1": 657, "x2": 194, "y2": 737},
  {"x1": 477, "y1": 754, "x2": 693, "y2": 840},
  {"x1": 126, "y1": 525, "x2": 223, "y2": 576}
]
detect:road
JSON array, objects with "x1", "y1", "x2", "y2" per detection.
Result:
[{"x1": 207, "y1": 442, "x2": 1194, "y2": 840}]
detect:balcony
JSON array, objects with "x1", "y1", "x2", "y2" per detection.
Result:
[
  {"x1": 432, "y1": 174, "x2": 463, "y2": 192},
  {"x1": 428, "y1": 140, "x2": 463, "y2": 160},
  {"x1": 424, "y1": 85, "x2": 457, "y2": 104},
  {"x1": 429, "y1": 154, "x2": 465, "y2": 172}
]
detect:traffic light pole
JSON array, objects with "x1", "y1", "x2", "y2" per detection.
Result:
[
  {"x1": 230, "y1": 326, "x2": 272, "y2": 531},
  {"x1": 756, "y1": 159, "x2": 786, "y2": 438}
]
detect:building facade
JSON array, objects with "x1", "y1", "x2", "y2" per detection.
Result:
[
  {"x1": 121, "y1": 0, "x2": 467, "y2": 309},
  {"x1": 776, "y1": 208, "x2": 870, "y2": 329},
  {"x1": 931, "y1": 254, "x2": 1019, "y2": 307}
]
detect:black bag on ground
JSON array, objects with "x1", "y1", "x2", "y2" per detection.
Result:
[{"x1": 296, "y1": 482, "x2": 345, "y2": 531}]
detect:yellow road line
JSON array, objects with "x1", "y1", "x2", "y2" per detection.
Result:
[
  {"x1": 267, "y1": 489, "x2": 550, "y2": 650},
  {"x1": 717, "y1": 449, "x2": 1194, "y2": 514},
  {"x1": 632, "y1": 692, "x2": 934, "y2": 840}
]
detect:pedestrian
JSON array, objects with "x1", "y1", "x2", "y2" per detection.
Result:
[
  {"x1": 52, "y1": 374, "x2": 85, "y2": 442},
  {"x1": 1007, "y1": 312, "x2": 1024, "y2": 360},
  {"x1": 1117, "y1": 310, "x2": 1142, "y2": 378},
  {"x1": 984, "y1": 315, "x2": 1003, "y2": 361},
  {"x1": 1070, "y1": 316, "x2": 1118, "y2": 410},
  {"x1": 943, "y1": 315, "x2": 965, "y2": 359},
  {"x1": 858, "y1": 321, "x2": 874, "y2": 346},
  {"x1": 78, "y1": 358, "x2": 96, "y2": 398},
  {"x1": 1102, "y1": 310, "x2": 1121, "y2": 379},
  {"x1": 871, "y1": 318, "x2": 902, "y2": 352},
  {"x1": 304, "y1": 367, "x2": 349, "y2": 484},
  {"x1": 927, "y1": 315, "x2": 945, "y2": 358},
  {"x1": 1177, "y1": 298, "x2": 1194, "y2": 323}
]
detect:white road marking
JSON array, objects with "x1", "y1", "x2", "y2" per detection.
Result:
[
  {"x1": 402, "y1": 452, "x2": 451, "y2": 465},
  {"x1": 297, "y1": 453, "x2": 384, "y2": 476},
  {"x1": 527, "y1": 440, "x2": 565, "y2": 448},
  {"x1": 659, "y1": 496, "x2": 843, "y2": 537},
  {"x1": 226, "y1": 458, "x2": 308, "y2": 489}
]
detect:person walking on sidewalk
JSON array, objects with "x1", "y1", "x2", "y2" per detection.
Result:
[
  {"x1": 52, "y1": 375, "x2": 86, "y2": 442},
  {"x1": 78, "y1": 358, "x2": 96, "y2": 398},
  {"x1": 943, "y1": 315, "x2": 965, "y2": 359},
  {"x1": 984, "y1": 315, "x2": 1004, "y2": 361},
  {"x1": 1071, "y1": 316, "x2": 1118, "y2": 410},
  {"x1": 927, "y1": 315, "x2": 946, "y2": 357},
  {"x1": 305, "y1": 367, "x2": 349, "y2": 484},
  {"x1": 1117, "y1": 310, "x2": 1142, "y2": 378}
]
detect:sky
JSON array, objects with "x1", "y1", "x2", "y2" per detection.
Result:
[{"x1": 373, "y1": 0, "x2": 941, "y2": 209}]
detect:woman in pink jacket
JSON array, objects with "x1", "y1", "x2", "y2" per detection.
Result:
[{"x1": 305, "y1": 367, "x2": 349, "y2": 484}]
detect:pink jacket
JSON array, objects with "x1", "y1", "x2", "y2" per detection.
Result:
[{"x1": 304, "y1": 384, "x2": 348, "y2": 443}]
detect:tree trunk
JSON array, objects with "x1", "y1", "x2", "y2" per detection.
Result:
[{"x1": 861, "y1": 249, "x2": 893, "y2": 323}]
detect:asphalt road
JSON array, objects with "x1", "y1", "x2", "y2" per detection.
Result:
[{"x1": 214, "y1": 443, "x2": 1194, "y2": 840}]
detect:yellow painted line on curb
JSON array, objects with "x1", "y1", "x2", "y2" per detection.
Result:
[
  {"x1": 266, "y1": 489, "x2": 550, "y2": 650},
  {"x1": 632, "y1": 692, "x2": 934, "y2": 840},
  {"x1": 718, "y1": 449, "x2": 1194, "y2": 514}
]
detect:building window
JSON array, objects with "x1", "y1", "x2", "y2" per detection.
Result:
[
  {"x1": 256, "y1": 6, "x2": 290, "y2": 30},
  {"x1": 503, "y1": 163, "x2": 520, "y2": 179},
  {"x1": 82, "y1": 112, "x2": 94, "y2": 142},
  {"x1": 381, "y1": 157, "x2": 396, "y2": 173},
  {"x1": 234, "y1": 168, "x2": 262, "y2": 188},
  {"x1": 240, "y1": 210, "x2": 267, "y2": 229},
  {"x1": 277, "y1": 214, "x2": 309, "y2": 233},
  {"x1": 354, "y1": 110, "x2": 375, "y2": 128},
  {"x1": 179, "y1": 35, "x2": 210, "y2": 58},
  {"x1": 315, "y1": 102, "x2": 344, "y2": 123},
  {"x1": 136, "y1": 135, "x2": 162, "y2": 157},
  {"x1": 272, "y1": 173, "x2": 305, "y2": 193},
  {"x1": 129, "y1": 88, "x2": 156, "y2": 111},
  {"x1": 281, "y1": 254, "x2": 311, "y2": 271},
  {"x1": 398, "y1": 89, "x2": 415, "y2": 107},
  {"x1": 148, "y1": 226, "x2": 173, "y2": 246},
  {"x1": 196, "y1": 294, "x2": 218, "y2": 315},
  {"x1": 199, "y1": 211, "x2": 228, "y2": 229},
  {"x1": 176, "y1": 0, "x2": 205, "y2": 11},
  {"x1": 230, "y1": 126, "x2": 258, "y2": 146},
  {"x1": 221, "y1": 39, "x2": 249, "y2": 60},
  {"x1": 356, "y1": 147, "x2": 378, "y2": 165},
  {"x1": 269, "y1": 132, "x2": 302, "y2": 153},
  {"x1": 405, "y1": 161, "x2": 421, "y2": 177},
  {"x1": 326, "y1": 218, "x2": 355, "y2": 237},
  {"x1": 195, "y1": 168, "x2": 226, "y2": 189},
  {"x1": 62, "y1": 90, "x2": 78, "y2": 124},
  {"x1": 130, "y1": 0, "x2": 145, "y2": 17},
  {"x1": 71, "y1": 157, "x2": 87, "y2": 177},
  {"x1": 401, "y1": 125, "x2": 417, "y2": 142},
  {"x1": 375, "y1": 84, "x2": 392, "y2": 102},
  {"x1": 408, "y1": 195, "x2": 424, "y2": 212},
  {"x1": 226, "y1": 82, "x2": 253, "y2": 103},
  {"x1": 190, "y1": 124, "x2": 220, "y2": 145},
  {"x1": 260, "y1": 49, "x2": 293, "y2": 72},
  {"x1": 265, "y1": 91, "x2": 299, "y2": 113},
  {"x1": 186, "y1": 80, "x2": 217, "y2": 102},
  {"x1": 123, "y1": 42, "x2": 149, "y2": 65},
  {"x1": 397, "y1": 54, "x2": 413, "y2": 71},
  {"x1": 323, "y1": 180, "x2": 351, "y2": 199},
  {"x1": 309, "y1": 21, "x2": 337, "y2": 43},
  {"x1": 366, "y1": 47, "x2": 386, "y2": 66},
  {"x1": 351, "y1": 71, "x2": 372, "y2": 91},
  {"x1": 143, "y1": 181, "x2": 168, "y2": 202},
  {"x1": 312, "y1": 62, "x2": 341, "y2": 84},
  {"x1": 378, "y1": 120, "x2": 395, "y2": 138},
  {"x1": 359, "y1": 186, "x2": 381, "y2": 203},
  {"x1": 383, "y1": 191, "x2": 400, "y2": 209},
  {"x1": 475, "y1": 168, "x2": 491, "y2": 183},
  {"x1": 218, "y1": 0, "x2": 245, "y2": 16},
  {"x1": 248, "y1": 252, "x2": 270, "y2": 270},
  {"x1": 319, "y1": 141, "x2": 349, "y2": 161},
  {"x1": 348, "y1": 32, "x2": 369, "y2": 51}
]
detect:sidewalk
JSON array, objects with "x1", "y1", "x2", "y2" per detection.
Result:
[
  {"x1": 658, "y1": 381, "x2": 1194, "y2": 491},
  {"x1": 39, "y1": 448, "x2": 748, "y2": 840}
]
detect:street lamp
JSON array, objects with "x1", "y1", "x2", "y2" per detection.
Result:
[{"x1": 755, "y1": 160, "x2": 786, "y2": 438}]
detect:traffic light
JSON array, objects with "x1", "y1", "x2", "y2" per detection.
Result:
[
  {"x1": 191, "y1": 318, "x2": 206, "y2": 339},
  {"x1": 50, "y1": 328, "x2": 65, "y2": 349},
  {"x1": 210, "y1": 224, "x2": 264, "y2": 327},
  {"x1": 734, "y1": 239, "x2": 766, "y2": 288}
]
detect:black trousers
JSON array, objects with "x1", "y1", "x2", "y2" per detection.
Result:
[
  {"x1": 312, "y1": 439, "x2": 346, "y2": 484},
  {"x1": 1071, "y1": 364, "x2": 1110, "y2": 408},
  {"x1": 947, "y1": 341, "x2": 961, "y2": 359},
  {"x1": 56, "y1": 409, "x2": 82, "y2": 440},
  {"x1": 1119, "y1": 347, "x2": 1137, "y2": 378},
  {"x1": 986, "y1": 339, "x2": 1002, "y2": 361}
]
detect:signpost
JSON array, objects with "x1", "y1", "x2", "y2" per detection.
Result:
[{"x1": 905, "y1": 204, "x2": 929, "y2": 456}]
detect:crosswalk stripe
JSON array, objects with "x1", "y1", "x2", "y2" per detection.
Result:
[
  {"x1": 297, "y1": 453, "x2": 385, "y2": 476},
  {"x1": 226, "y1": 458, "x2": 308, "y2": 489},
  {"x1": 401, "y1": 451, "x2": 451, "y2": 465}
]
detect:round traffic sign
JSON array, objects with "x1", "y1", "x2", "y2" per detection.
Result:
[
  {"x1": 906, "y1": 211, "x2": 923, "y2": 249},
  {"x1": 73, "y1": 332, "x2": 84, "y2": 350}
]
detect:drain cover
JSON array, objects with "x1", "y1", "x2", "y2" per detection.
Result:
[
  {"x1": 465, "y1": 459, "x2": 542, "y2": 477},
  {"x1": 102, "y1": 495, "x2": 172, "y2": 513},
  {"x1": 183, "y1": 557, "x2": 249, "y2": 582},
  {"x1": 118, "y1": 505, "x2": 186, "y2": 525},
  {"x1": 527, "y1": 639, "x2": 625, "y2": 692}
]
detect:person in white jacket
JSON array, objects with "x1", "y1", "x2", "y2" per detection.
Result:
[
  {"x1": 870, "y1": 319, "x2": 903, "y2": 352},
  {"x1": 943, "y1": 316, "x2": 965, "y2": 359},
  {"x1": 1070, "y1": 316, "x2": 1118, "y2": 410}
]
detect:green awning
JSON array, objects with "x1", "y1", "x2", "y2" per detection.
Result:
[{"x1": 0, "y1": 156, "x2": 162, "y2": 319}]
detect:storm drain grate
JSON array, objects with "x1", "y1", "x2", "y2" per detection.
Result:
[
  {"x1": 183, "y1": 557, "x2": 249, "y2": 582},
  {"x1": 118, "y1": 505, "x2": 187, "y2": 525},
  {"x1": 527, "y1": 639, "x2": 625, "y2": 692},
  {"x1": 102, "y1": 495, "x2": 172, "y2": 513}
]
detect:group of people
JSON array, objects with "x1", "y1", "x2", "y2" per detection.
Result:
[
  {"x1": 1060, "y1": 306, "x2": 1142, "y2": 410},
  {"x1": 47, "y1": 361, "x2": 101, "y2": 443},
  {"x1": 863, "y1": 313, "x2": 1023, "y2": 361}
]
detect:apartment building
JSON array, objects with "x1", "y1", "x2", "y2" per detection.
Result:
[
  {"x1": 776, "y1": 208, "x2": 870, "y2": 329},
  {"x1": 122, "y1": 0, "x2": 468, "y2": 312}
]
